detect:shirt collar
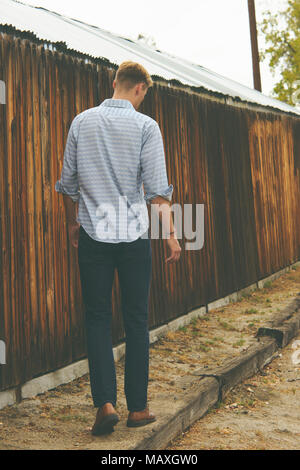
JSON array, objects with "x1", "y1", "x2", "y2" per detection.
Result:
[{"x1": 100, "y1": 98, "x2": 134, "y2": 110}]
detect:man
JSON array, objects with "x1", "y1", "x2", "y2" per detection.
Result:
[{"x1": 55, "y1": 61, "x2": 181, "y2": 436}]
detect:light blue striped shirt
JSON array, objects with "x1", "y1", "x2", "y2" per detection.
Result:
[{"x1": 55, "y1": 98, "x2": 173, "y2": 243}]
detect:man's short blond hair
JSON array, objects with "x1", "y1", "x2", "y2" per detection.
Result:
[{"x1": 114, "y1": 61, "x2": 153, "y2": 91}]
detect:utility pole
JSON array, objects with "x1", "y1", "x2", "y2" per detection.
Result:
[{"x1": 248, "y1": 0, "x2": 262, "y2": 92}]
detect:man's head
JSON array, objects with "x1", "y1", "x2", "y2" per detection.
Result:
[{"x1": 112, "y1": 61, "x2": 153, "y2": 110}]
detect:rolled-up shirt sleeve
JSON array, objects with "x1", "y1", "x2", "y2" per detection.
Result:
[
  {"x1": 140, "y1": 120, "x2": 173, "y2": 205},
  {"x1": 55, "y1": 118, "x2": 80, "y2": 202}
]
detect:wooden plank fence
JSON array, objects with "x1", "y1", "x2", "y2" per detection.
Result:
[{"x1": 0, "y1": 30, "x2": 299, "y2": 391}]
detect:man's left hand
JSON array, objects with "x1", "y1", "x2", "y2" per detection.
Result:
[{"x1": 68, "y1": 222, "x2": 80, "y2": 248}]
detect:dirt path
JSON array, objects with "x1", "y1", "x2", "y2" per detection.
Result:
[
  {"x1": 0, "y1": 266, "x2": 300, "y2": 449},
  {"x1": 166, "y1": 333, "x2": 300, "y2": 450}
]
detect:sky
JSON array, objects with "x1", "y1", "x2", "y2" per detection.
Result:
[{"x1": 21, "y1": 0, "x2": 288, "y2": 96}]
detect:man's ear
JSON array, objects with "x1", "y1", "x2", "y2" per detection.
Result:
[
  {"x1": 134, "y1": 83, "x2": 141, "y2": 96},
  {"x1": 139, "y1": 83, "x2": 146, "y2": 94}
]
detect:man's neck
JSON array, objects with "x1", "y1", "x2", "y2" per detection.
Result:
[{"x1": 111, "y1": 94, "x2": 138, "y2": 110}]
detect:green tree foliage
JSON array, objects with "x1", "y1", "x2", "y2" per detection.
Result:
[{"x1": 260, "y1": 0, "x2": 300, "y2": 105}]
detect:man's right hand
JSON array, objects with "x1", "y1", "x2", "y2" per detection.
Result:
[{"x1": 165, "y1": 237, "x2": 181, "y2": 264}]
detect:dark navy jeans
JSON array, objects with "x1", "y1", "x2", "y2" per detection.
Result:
[{"x1": 78, "y1": 225, "x2": 152, "y2": 412}]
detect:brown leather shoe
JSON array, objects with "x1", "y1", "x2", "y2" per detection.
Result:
[
  {"x1": 91, "y1": 403, "x2": 119, "y2": 436},
  {"x1": 127, "y1": 406, "x2": 156, "y2": 428}
]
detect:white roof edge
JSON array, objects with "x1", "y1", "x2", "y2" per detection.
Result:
[{"x1": 1, "y1": 0, "x2": 300, "y2": 116}]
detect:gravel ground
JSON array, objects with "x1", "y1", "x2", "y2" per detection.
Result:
[
  {"x1": 166, "y1": 330, "x2": 300, "y2": 450},
  {"x1": 0, "y1": 266, "x2": 299, "y2": 449}
]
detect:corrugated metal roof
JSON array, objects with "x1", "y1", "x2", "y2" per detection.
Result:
[{"x1": 1, "y1": 0, "x2": 299, "y2": 115}]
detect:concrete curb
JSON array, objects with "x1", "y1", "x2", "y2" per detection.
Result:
[
  {"x1": 192, "y1": 337, "x2": 278, "y2": 401},
  {"x1": 257, "y1": 310, "x2": 300, "y2": 348},
  {"x1": 132, "y1": 377, "x2": 219, "y2": 450},
  {"x1": 257, "y1": 294, "x2": 300, "y2": 347},
  {"x1": 130, "y1": 295, "x2": 300, "y2": 450}
]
